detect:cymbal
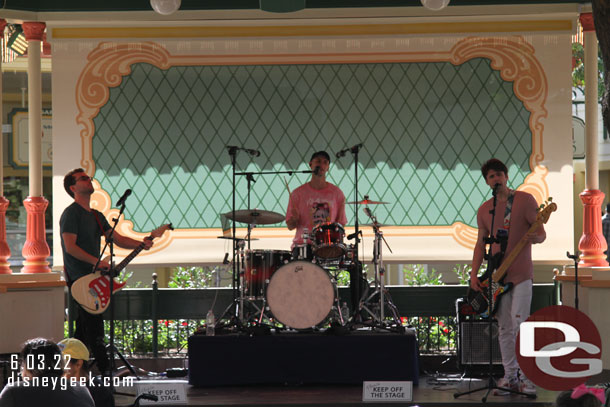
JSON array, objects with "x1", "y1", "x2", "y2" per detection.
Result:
[
  {"x1": 222, "y1": 209, "x2": 285, "y2": 225},
  {"x1": 347, "y1": 195, "x2": 389, "y2": 205},
  {"x1": 217, "y1": 236, "x2": 259, "y2": 241}
]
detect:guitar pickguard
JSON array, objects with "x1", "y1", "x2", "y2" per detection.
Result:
[{"x1": 88, "y1": 276, "x2": 126, "y2": 310}]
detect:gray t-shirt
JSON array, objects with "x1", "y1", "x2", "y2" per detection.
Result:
[
  {"x1": 60, "y1": 202, "x2": 111, "y2": 283},
  {"x1": 0, "y1": 379, "x2": 95, "y2": 407}
]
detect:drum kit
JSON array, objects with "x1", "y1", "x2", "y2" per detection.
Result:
[{"x1": 220, "y1": 195, "x2": 401, "y2": 332}]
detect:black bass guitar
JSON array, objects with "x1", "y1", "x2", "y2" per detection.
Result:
[{"x1": 467, "y1": 199, "x2": 557, "y2": 317}]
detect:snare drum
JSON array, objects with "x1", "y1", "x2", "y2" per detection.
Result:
[
  {"x1": 312, "y1": 222, "x2": 346, "y2": 260},
  {"x1": 266, "y1": 261, "x2": 336, "y2": 329},
  {"x1": 244, "y1": 250, "x2": 291, "y2": 299}
]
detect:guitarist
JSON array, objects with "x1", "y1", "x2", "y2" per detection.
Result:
[
  {"x1": 60, "y1": 168, "x2": 153, "y2": 375},
  {"x1": 468, "y1": 159, "x2": 546, "y2": 397}
]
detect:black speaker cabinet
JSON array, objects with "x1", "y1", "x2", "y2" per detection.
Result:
[{"x1": 458, "y1": 320, "x2": 502, "y2": 367}]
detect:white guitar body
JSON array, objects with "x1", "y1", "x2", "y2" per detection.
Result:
[
  {"x1": 71, "y1": 259, "x2": 126, "y2": 314},
  {"x1": 70, "y1": 223, "x2": 173, "y2": 314}
]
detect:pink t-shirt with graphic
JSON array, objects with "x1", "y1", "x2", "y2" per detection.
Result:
[
  {"x1": 476, "y1": 190, "x2": 546, "y2": 286},
  {"x1": 286, "y1": 182, "x2": 347, "y2": 247}
]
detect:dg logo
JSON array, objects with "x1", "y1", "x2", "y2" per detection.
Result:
[{"x1": 516, "y1": 305, "x2": 602, "y2": 391}]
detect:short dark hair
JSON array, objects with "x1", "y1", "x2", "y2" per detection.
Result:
[
  {"x1": 20, "y1": 338, "x2": 64, "y2": 379},
  {"x1": 481, "y1": 158, "x2": 508, "y2": 179},
  {"x1": 310, "y1": 151, "x2": 331, "y2": 164},
  {"x1": 64, "y1": 168, "x2": 85, "y2": 198},
  {"x1": 606, "y1": 203, "x2": 610, "y2": 213}
]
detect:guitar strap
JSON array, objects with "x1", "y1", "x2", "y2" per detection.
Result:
[
  {"x1": 92, "y1": 210, "x2": 104, "y2": 235},
  {"x1": 502, "y1": 190, "x2": 515, "y2": 233}
]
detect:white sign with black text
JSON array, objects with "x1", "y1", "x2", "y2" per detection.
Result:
[
  {"x1": 135, "y1": 380, "x2": 187, "y2": 405},
  {"x1": 362, "y1": 381, "x2": 413, "y2": 402}
]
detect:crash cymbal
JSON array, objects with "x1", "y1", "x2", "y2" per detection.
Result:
[
  {"x1": 222, "y1": 209, "x2": 285, "y2": 225},
  {"x1": 347, "y1": 195, "x2": 389, "y2": 205}
]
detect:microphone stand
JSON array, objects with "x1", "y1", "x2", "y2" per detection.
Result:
[
  {"x1": 93, "y1": 200, "x2": 139, "y2": 393},
  {"x1": 454, "y1": 187, "x2": 534, "y2": 402},
  {"x1": 567, "y1": 251, "x2": 580, "y2": 310},
  {"x1": 217, "y1": 146, "x2": 244, "y2": 329},
  {"x1": 347, "y1": 144, "x2": 363, "y2": 322}
]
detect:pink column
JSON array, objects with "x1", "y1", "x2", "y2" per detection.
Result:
[
  {"x1": 21, "y1": 22, "x2": 50, "y2": 273},
  {"x1": 21, "y1": 197, "x2": 51, "y2": 273},
  {"x1": 577, "y1": 13, "x2": 607, "y2": 267},
  {"x1": 579, "y1": 190, "x2": 607, "y2": 266}
]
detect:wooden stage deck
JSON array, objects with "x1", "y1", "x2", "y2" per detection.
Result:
[{"x1": 115, "y1": 374, "x2": 562, "y2": 406}]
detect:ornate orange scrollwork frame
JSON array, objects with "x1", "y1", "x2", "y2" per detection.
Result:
[{"x1": 76, "y1": 36, "x2": 549, "y2": 252}]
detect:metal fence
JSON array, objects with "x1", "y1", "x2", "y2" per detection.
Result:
[{"x1": 68, "y1": 283, "x2": 557, "y2": 357}]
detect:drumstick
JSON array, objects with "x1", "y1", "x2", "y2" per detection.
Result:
[{"x1": 283, "y1": 177, "x2": 291, "y2": 196}]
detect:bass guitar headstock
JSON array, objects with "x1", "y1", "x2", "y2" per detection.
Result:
[{"x1": 536, "y1": 198, "x2": 557, "y2": 225}]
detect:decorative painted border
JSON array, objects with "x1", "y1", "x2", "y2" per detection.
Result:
[{"x1": 76, "y1": 36, "x2": 548, "y2": 253}]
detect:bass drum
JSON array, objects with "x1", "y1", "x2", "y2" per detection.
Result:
[{"x1": 266, "y1": 261, "x2": 335, "y2": 330}]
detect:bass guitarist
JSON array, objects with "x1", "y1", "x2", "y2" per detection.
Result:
[
  {"x1": 60, "y1": 168, "x2": 153, "y2": 375},
  {"x1": 469, "y1": 158, "x2": 546, "y2": 397}
]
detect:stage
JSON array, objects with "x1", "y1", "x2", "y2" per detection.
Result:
[
  {"x1": 114, "y1": 375, "x2": 560, "y2": 406},
  {"x1": 188, "y1": 328, "x2": 419, "y2": 387}
]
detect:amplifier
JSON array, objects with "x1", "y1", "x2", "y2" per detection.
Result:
[{"x1": 458, "y1": 320, "x2": 502, "y2": 367}]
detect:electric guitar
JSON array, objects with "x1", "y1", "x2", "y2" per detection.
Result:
[
  {"x1": 467, "y1": 199, "x2": 557, "y2": 317},
  {"x1": 71, "y1": 223, "x2": 173, "y2": 314}
]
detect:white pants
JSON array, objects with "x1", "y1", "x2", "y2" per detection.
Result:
[{"x1": 495, "y1": 279, "x2": 532, "y2": 378}]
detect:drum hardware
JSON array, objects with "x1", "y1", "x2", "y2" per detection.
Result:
[
  {"x1": 359, "y1": 206, "x2": 401, "y2": 328},
  {"x1": 220, "y1": 156, "x2": 312, "y2": 330}
]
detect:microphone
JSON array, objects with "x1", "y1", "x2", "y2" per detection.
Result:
[
  {"x1": 313, "y1": 166, "x2": 321, "y2": 176},
  {"x1": 226, "y1": 146, "x2": 260, "y2": 157},
  {"x1": 335, "y1": 148, "x2": 349, "y2": 159},
  {"x1": 245, "y1": 148, "x2": 260, "y2": 157},
  {"x1": 116, "y1": 189, "x2": 132, "y2": 206},
  {"x1": 335, "y1": 143, "x2": 363, "y2": 158},
  {"x1": 223, "y1": 253, "x2": 230, "y2": 264},
  {"x1": 492, "y1": 183, "x2": 501, "y2": 196}
]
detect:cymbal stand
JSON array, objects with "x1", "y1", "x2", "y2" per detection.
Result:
[
  {"x1": 360, "y1": 207, "x2": 401, "y2": 327},
  {"x1": 235, "y1": 168, "x2": 312, "y2": 328}
]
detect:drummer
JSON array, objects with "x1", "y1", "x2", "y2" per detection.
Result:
[{"x1": 286, "y1": 150, "x2": 347, "y2": 258}]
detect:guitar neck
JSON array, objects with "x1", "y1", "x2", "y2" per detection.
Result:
[
  {"x1": 114, "y1": 242, "x2": 146, "y2": 274},
  {"x1": 492, "y1": 220, "x2": 541, "y2": 282}
]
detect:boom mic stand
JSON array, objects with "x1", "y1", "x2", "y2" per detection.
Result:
[
  {"x1": 93, "y1": 199, "x2": 139, "y2": 390},
  {"x1": 566, "y1": 251, "x2": 580, "y2": 310},
  {"x1": 216, "y1": 146, "x2": 248, "y2": 331},
  {"x1": 338, "y1": 143, "x2": 364, "y2": 321},
  {"x1": 454, "y1": 186, "x2": 534, "y2": 402}
]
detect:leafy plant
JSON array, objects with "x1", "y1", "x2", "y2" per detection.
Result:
[
  {"x1": 168, "y1": 266, "x2": 220, "y2": 288},
  {"x1": 572, "y1": 42, "x2": 605, "y2": 99},
  {"x1": 401, "y1": 264, "x2": 443, "y2": 286}
]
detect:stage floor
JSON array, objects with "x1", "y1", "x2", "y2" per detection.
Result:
[{"x1": 115, "y1": 374, "x2": 560, "y2": 406}]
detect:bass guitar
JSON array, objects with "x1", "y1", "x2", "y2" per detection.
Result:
[
  {"x1": 71, "y1": 223, "x2": 173, "y2": 314},
  {"x1": 467, "y1": 199, "x2": 557, "y2": 317}
]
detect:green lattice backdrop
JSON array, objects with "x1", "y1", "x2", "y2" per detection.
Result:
[{"x1": 92, "y1": 58, "x2": 531, "y2": 232}]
